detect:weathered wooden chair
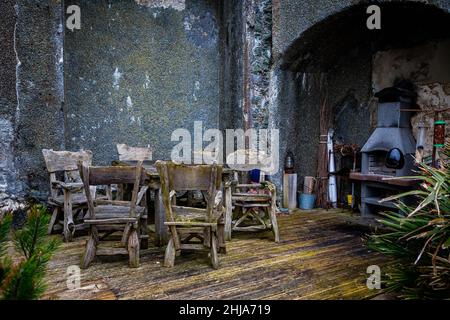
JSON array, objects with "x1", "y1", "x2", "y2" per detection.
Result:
[
  {"x1": 116, "y1": 143, "x2": 152, "y2": 248},
  {"x1": 78, "y1": 162, "x2": 148, "y2": 268},
  {"x1": 156, "y1": 161, "x2": 225, "y2": 269},
  {"x1": 225, "y1": 169, "x2": 280, "y2": 243},
  {"x1": 42, "y1": 149, "x2": 96, "y2": 242}
]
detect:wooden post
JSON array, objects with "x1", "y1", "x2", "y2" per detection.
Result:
[
  {"x1": 224, "y1": 184, "x2": 233, "y2": 241},
  {"x1": 154, "y1": 188, "x2": 168, "y2": 246},
  {"x1": 128, "y1": 229, "x2": 140, "y2": 268},
  {"x1": 63, "y1": 190, "x2": 74, "y2": 242}
]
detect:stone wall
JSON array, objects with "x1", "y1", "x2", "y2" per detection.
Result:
[
  {"x1": 1, "y1": 0, "x2": 450, "y2": 207},
  {"x1": 64, "y1": 0, "x2": 221, "y2": 166},
  {"x1": 0, "y1": 0, "x2": 17, "y2": 196},
  {"x1": 0, "y1": 0, "x2": 224, "y2": 204},
  {"x1": 373, "y1": 40, "x2": 450, "y2": 159},
  {"x1": 268, "y1": 0, "x2": 450, "y2": 202},
  {"x1": 0, "y1": 0, "x2": 64, "y2": 202}
]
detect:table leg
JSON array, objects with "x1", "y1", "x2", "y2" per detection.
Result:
[
  {"x1": 139, "y1": 190, "x2": 149, "y2": 249},
  {"x1": 154, "y1": 188, "x2": 168, "y2": 246},
  {"x1": 224, "y1": 186, "x2": 232, "y2": 241}
]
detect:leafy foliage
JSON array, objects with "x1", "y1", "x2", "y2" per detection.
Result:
[
  {"x1": 366, "y1": 144, "x2": 450, "y2": 299},
  {"x1": 0, "y1": 205, "x2": 60, "y2": 300}
]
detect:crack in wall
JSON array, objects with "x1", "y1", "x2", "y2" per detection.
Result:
[{"x1": 13, "y1": 2, "x2": 21, "y2": 131}]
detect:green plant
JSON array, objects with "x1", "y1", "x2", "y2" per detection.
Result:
[
  {"x1": 365, "y1": 143, "x2": 450, "y2": 300},
  {"x1": 0, "y1": 204, "x2": 60, "y2": 300}
]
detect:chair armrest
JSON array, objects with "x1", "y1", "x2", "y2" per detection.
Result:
[
  {"x1": 51, "y1": 181, "x2": 84, "y2": 192},
  {"x1": 214, "y1": 190, "x2": 223, "y2": 209},
  {"x1": 235, "y1": 182, "x2": 275, "y2": 191},
  {"x1": 94, "y1": 199, "x2": 131, "y2": 206},
  {"x1": 261, "y1": 181, "x2": 276, "y2": 194},
  {"x1": 136, "y1": 186, "x2": 149, "y2": 205}
]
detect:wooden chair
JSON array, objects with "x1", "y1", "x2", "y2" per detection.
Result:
[
  {"x1": 78, "y1": 162, "x2": 148, "y2": 268},
  {"x1": 156, "y1": 161, "x2": 225, "y2": 269},
  {"x1": 42, "y1": 149, "x2": 96, "y2": 242},
  {"x1": 116, "y1": 144, "x2": 152, "y2": 248},
  {"x1": 225, "y1": 170, "x2": 280, "y2": 243}
]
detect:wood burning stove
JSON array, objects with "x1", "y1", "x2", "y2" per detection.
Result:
[{"x1": 350, "y1": 86, "x2": 418, "y2": 216}]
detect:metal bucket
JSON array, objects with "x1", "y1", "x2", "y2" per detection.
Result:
[
  {"x1": 303, "y1": 176, "x2": 316, "y2": 194},
  {"x1": 299, "y1": 193, "x2": 316, "y2": 210}
]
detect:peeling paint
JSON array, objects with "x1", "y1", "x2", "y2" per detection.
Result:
[
  {"x1": 183, "y1": 11, "x2": 218, "y2": 48},
  {"x1": 135, "y1": 0, "x2": 185, "y2": 11},
  {"x1": 126, "y1": 96, "x2": 133, "y2": 110},
  {"x1": 113, "y1": 67, "x2": 122, "y2": 90},
  {"x1": 13, "y1": 3, "x2": 21, "y2": 129},
  {"x1": 144, "y1": 73, "x2": 150, "y2": 89},
  {"x1": 0, "y1": 119, "x2": 15, "y2": 193}
]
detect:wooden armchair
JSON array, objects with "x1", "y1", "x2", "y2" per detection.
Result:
[
  {"x1": 42, "y1": 149, "x2": 95, "y2": 242},
  {"x1": 225, "y1": 170, "x2": 280, "y2": 243},
  {"x1": 78, "y1": 162, "x2": 148, "y2": 268},
  {"x1": 115, "y1": 143, "x2": 153, "y2": 248},
  {"x1": 156, "y1": 161, "x2": 225, "y2": 269}
]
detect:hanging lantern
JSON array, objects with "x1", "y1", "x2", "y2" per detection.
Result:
[
  {"x1": 284, "y1": 151, "x2": 295, "y2": 174},
  {"x1": 433, "y1": 120, "x2": 446, "y2": 148}
]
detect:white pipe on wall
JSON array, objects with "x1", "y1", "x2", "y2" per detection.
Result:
[{"x1": 327, "y1": 129, "x2": 338, "y2": 208}]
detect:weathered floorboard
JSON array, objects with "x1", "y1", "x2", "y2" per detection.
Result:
[{"x1": 41, "y1": 209, "x2": 389, "y2": 300}]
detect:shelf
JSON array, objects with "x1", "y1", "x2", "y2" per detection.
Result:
[
  {"x1": 363, "y1": 197, "x2": 398, "y2": 209},
  {"x1": 350, "y1": 172, "x2": 419, "y2": 187}
]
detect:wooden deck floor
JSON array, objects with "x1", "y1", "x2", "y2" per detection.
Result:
[{"x1": 42, "y1": 209, "x2": 388, "y2": 300}]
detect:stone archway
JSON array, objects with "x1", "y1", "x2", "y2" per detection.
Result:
[{"x1": 270, "y1": 1, "x2": 450, "y2": 206}]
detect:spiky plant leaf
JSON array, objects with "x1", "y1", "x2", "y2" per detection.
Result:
[{"x1": 365, "y1": 143, "x2": 450, "y2": 299}]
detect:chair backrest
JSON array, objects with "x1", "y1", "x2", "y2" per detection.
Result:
[
  {"x1": 156, "y1": 161, "x2": 222, "y2": 223},
  {"x1": 42, "y1": 149, "x2": 93, "y2": 197},
  {"x1": 43, "y1": 149, "x2": 93, "y2": 174},
  {"x1": 78, "y1": 162, "x2": 145, "y2": 219},
  {"x1": 82, "y1": 165, "x2": 147, "y2": 186},
  {"x1": 117, "y1": 144, "x2": 152, "y2": 161}
]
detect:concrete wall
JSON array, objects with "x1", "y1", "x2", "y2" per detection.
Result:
[
  {"x1": 373, "y1": 40, "x2": 450, "y2": 158},
  {"x1": 219, "y1": 0, "x2": 245, "y2": 131},
  {"x1": 0, "y1": 0, "x2": 64, "y2": 201},
  {"x1": 0, "y1": 0, "x2": 18, "y2": 196},
  {"x1": 1, "y1": 0, "x2": 450, "y2": 207},
  {"x1": 1, "y1": 0, "x2": 223, "y2": 203},
  {"x1": 273, "y1": 0, "x2": 450, "y2": 61},
  {"x1": 65, "y1": 0, "x2": 221, "y2": 166}
]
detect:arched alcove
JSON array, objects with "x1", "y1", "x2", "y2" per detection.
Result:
[
  {"x1": 274, "y1": 1, "x2": 450, "y2": 206},
  {"x1": 281, "y1": 2, "x2": 450, "y2": 72}
]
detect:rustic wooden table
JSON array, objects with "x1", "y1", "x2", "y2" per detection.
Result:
[{"x1": 112, "y1": 160, "x2": 233, "y2": 247}]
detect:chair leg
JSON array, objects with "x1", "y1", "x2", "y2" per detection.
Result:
[
  {"x1": 140, "y1": 198, "x2": 149, "y2": 249},
  {"x1": 63, "y1": 191, "x2": 74, "y2": 242},
  {"x1": 81, "y1": 230, "x2": 97, "y2": 269},
  {"x1": 170, "y1": 225, "x2": 181, "y2": 256},
  {"x1": 270, "y1": 205, "x2": 280, "y2": 243},
  {"x1": 210, "y1": 231, "x2": 219, "y2": 269},
  {"x1": 121, "y1": 222, "x2": 132, "y2": 245},
  {"x1": 217, "y1": 220, "x2": 226, "y2": 254},
  {"x1": 128, "y1": 229, "x2": 140, "y2": 268},
  {"x1": 224, "y1": 187, "x2": 232, "y2": 241},
  {"x1": 48, "y1": 207, "x2": 60, "y2": 235},
  {"x1": 203, "y1": 227, "x2": 211, "y2": 248},
  {"x1": 140, "y1": 217, "x2": 149, "y2": 250},
  {"x1": 164, "y1": 237, "x2": 176, "y2": 267}
]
